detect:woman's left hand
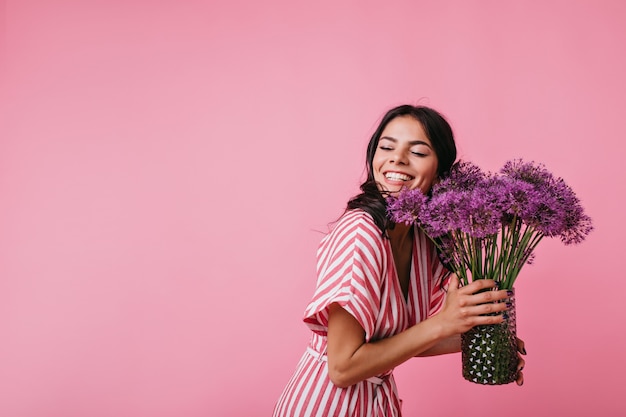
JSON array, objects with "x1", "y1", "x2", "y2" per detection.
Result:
[{"x1": 515, "y1": 337, "x2": 527, "y2": 386}]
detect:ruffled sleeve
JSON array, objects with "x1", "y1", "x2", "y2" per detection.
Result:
[{"x1": 303, "y1": 210, "x2": 386, "y2": 342}]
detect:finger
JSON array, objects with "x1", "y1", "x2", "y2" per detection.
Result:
[
  {"x1": 462, "y1": 289, "x2": 511, "y2": 308},
  {"x1": 464, "y1": 301, "x2": 509, "y2": 316},
  {"x1": 464, "y1": 310, "x2": 508, "y2": 326},
  {"x1": 460, "y1": 278, "x2": 498, "y2": 295},
  {"x1": 516, "y1": 370, "x2": 524, "y2": 386},
  {"x1": 516, "y1": 349, "x2": 525, "y2": 386},
  {"x1": 517, "y1": 338, "x2": 527, "y2": 355},
  {"x1": 447, "y1": 274, "x2": 461, "y2": 294},
  {"x1": 474, "y1": 288, "x2": 511, "y2": 304}
]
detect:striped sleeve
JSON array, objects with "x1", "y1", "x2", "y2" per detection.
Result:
[
  {"x1": 428, "y1": 240, "x2": 451, "y2": 316},
  {"x1": 303, "y1": 211, "x2": 385, "y2": 342}
]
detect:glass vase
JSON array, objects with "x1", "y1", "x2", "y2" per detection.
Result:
[{"x1": 461, "y1": 289, "x2": 518, "y2": 385}]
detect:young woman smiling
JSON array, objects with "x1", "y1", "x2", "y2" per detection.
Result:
[{"x1": 273, "y1": 105, "x2": 526, "y2": 417}]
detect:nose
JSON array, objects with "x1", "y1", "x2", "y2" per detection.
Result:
[{"x1": 390, "y1": 148, "x2": 409, "y2": 165}]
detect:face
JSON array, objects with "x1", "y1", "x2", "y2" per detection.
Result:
[{"x1": 372, "y1": 115, "x2": 439, "y2": 195}]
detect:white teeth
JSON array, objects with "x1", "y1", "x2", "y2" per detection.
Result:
[{"x1": 385, "y1": 172, "x2": 412, "y2": 181}]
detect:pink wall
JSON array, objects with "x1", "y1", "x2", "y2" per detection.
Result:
[{"x1": 1, "y1": 1, "x2": 624, "y2": 416}]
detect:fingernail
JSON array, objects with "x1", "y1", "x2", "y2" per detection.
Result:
[
  {"x1": 518, "y1": 366, "x2": 524, "y2": 372},
  {"x1": 521, "y1": 347, "x2": 527, "y2": 355},
  {"x1": 502, "y1": 312, "x2": 509, "y2": 320},
  {"x1": 506, "y1": 302, "x2": 513, "y2": 308},
  {"x1": 506, "y1": 290, "x2": 514, "y2": 297}
]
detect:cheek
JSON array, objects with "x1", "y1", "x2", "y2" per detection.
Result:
[
  {"x1": 371, "y1": 155, "x2": 385, "y2": 173},
  {"x1": 414, "y1": 181, "x2": 432, "y2": 193},
  {"x1": 416, "y1": 167, "x2": 438, "y2": 190},
  {"x1": 425, "y1": 162, "x2": 439, "y2": 181}
]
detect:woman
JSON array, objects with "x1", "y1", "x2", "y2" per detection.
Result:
[{"x1": 273, "y1": 105, "x2": 526, "y2": 417}]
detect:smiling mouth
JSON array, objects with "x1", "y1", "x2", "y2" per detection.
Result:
[{"x1": 384, "y1": 172, "x2": 414, "y2": 181}]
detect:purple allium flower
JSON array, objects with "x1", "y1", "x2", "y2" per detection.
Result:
[
  {"x1": 498, "y1": 177, "x2": 541, "y2": 221},
  {"x1": 461, "y1": 176, "x2": 510, "y2": 237},
  {"x1": 386, "y1": 188, "x2": 428, "y2": 225},
  {"x1": 500, "y1": 159, "x2": 593, "y2": 244},
  {"x1": 551, "y1": 178, "x2": 594, "y2": 245},
  {"x1": 426, "y1": 166, "x2": 503, "y2": 239},
  {"x1": 419, "y1": 190, "x2": 469, "y2": 237},
  {"x1": 432, "y1": 160, "x2": 486, "y2": 194},
  {"x1": 560, "y1": 208, "x2": 593, "y2": 245},
  {"x1": 501, "y1": 159, "x2": 554, "y2": 187},
  {"x1": 384, "y1": 157, "x2": 592, "y2": 288}
]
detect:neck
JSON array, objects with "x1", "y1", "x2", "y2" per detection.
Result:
[{"x1": 387, "y1": 222, "x2": 414, "y2": 245}]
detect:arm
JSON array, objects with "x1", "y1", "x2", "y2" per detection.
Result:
[
  {"x1": 326, "y1": 274, "x2": 510, "y2": 388},
  {"x1": 417, "y1": 334, "x2": 461, "y2": 356}
]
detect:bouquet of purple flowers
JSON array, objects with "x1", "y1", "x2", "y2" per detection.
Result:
[
  {"x1": 388, "y1": 159, "x2": 593, "y2": 290},
  {"x1": 388, "y1": 159, "x2": 592, "y2": 385}
]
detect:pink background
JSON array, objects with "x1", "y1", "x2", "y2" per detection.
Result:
[{"x1": 1, "y1": 1, "x2": 624, "y2": 416}]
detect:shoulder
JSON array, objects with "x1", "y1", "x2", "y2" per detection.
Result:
[
  {"x1": 317, "y1": 210, "x2": 388, "y2": 277},
  {"x1": 328, "y1": 209, "x2": 382, "y2": 240},
  {"x1": 319, "y1": 210, "x2": 386, "y2": 259}
]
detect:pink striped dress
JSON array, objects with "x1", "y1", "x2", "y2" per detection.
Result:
[{"x1": 273, "y1": 210, "x2": 449, "y2": 417}]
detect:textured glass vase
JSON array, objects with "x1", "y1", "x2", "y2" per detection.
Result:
[{"x1": 461, "y1": 289, "x2": 518, "y2": 385}]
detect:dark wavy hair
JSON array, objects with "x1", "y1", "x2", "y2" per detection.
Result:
[{"x1": 346, "y1": 105, "x2": 457, "y2": 234}]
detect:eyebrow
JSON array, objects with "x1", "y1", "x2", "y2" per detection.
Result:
[{"x1": 380, "y1": 136, "x2": 433, "y2": 148}]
